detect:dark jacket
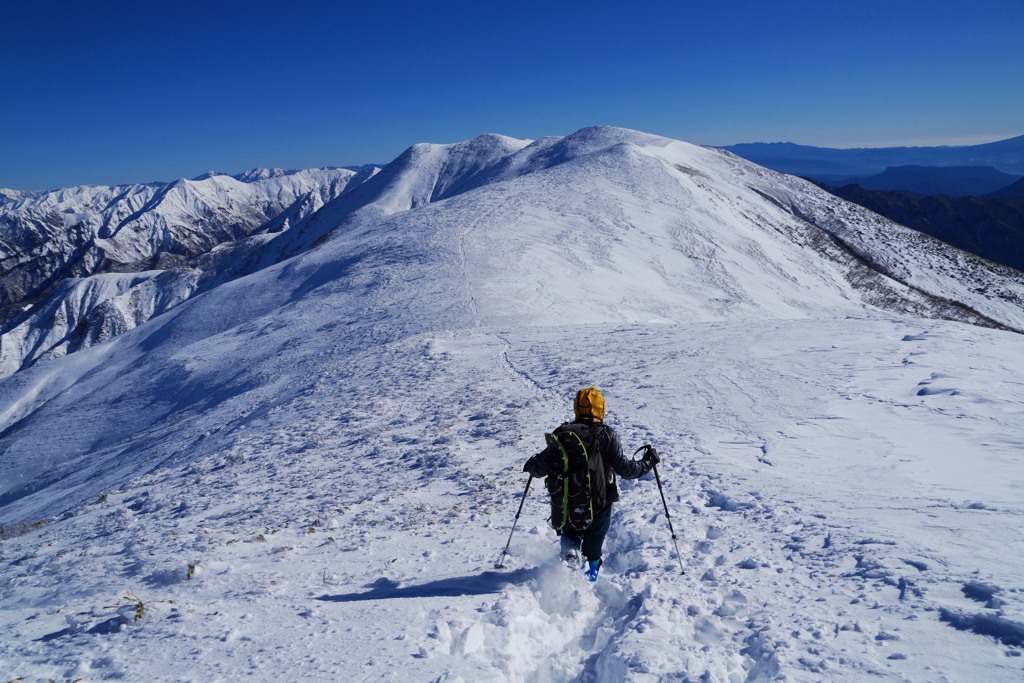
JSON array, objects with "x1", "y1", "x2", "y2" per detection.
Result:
[{"x1": 523, "y1": 419, "x2": 649, "y2": 510}]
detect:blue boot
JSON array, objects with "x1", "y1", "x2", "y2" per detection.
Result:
[{"x1": 585, "y1": 558, "x2": 602, "y2": 582}]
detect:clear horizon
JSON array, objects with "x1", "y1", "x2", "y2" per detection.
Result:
[{"x1": 3, "y1": 0, "x2": 1023, "y2": 191}]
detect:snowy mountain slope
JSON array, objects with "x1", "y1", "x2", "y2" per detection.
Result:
[
  {"x1": 347, "y1": 133, "x2": 533, "y2": 215},
  {"x1": 0, "y1": 168, "x2": 368, "y2": 376},
  {"x1": 5, "y1": 127, "x2": 1022, "y2": 383},
  {"x1": 326, "y1": 127, "x2": 1024, "y2": 330},
  {"x1": 187, "y1": 126, "x2": 1024, "y2": 332},
  {"x1": 0, "y1": 167, "x2": 358, "y2": 315},
  {"x1": 0, "y1": 268, "x2": 201, "y2": 377},
  {"x1": 729, "y1": 160, "x2": 1024, "y2": 331},
  {"x1": 2, "y1": 125, "x2": 1023, "y2": 506},
  {"x1": 1, "y1": 126, "x2": 1023, "y2": 681}
]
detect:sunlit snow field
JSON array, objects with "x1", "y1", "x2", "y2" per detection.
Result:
[{"x1": 2, "y1": 318, "x2": 1022, "y2": 681}]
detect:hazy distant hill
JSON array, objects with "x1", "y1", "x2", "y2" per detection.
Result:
[
  {"x1": 832, "y1": 165, "x2": 1021, "y2": 197},
  {"x1": 722, "y1": 135, "x2": 1024, "y2": 183},
  {"x1": 987, "y1": 176, "x2": 1024, "y2": 199}
]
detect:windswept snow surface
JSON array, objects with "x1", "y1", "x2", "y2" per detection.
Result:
[
  {"x1": 1, "y1": 127, "x2": 1023, "y2": 681},
  {"x1": 2, "y1": 320, "x2": 1022, "y2": 682}
]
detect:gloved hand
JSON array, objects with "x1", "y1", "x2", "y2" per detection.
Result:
[
  {"x1": 641, "y1": 446, "x2": 660, "y2": 471},
  {"x1": 523, "y1": 454, "x2": 548, "y2": 478}
]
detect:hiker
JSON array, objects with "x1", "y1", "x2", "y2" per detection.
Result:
[{"x1": 523, "y1": 386, "x2": 659, "y2": 581}]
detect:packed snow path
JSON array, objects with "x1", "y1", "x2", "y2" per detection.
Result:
[{"x1": 2, "y1": 318, "x2": 1022, "y2": 681}]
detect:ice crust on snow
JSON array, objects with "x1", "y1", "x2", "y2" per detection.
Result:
[{"x1": 1, "y1": 126, "x2": 1023, "y2": 681}]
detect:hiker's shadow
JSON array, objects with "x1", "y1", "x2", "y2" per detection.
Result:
[{"x1": 317, "y1": 567, "x2": 539, "y2": 603}]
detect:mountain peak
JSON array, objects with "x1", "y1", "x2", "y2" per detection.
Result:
[
  {"x1": 234, "y1": 168, "x2": 292, "y2": 182},
  {"x1": 190, "y1": 171, "x2": 227, "y2": 181}
]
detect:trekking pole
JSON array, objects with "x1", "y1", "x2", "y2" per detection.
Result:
[
  {"x1": 635, "y1": 445, "x2": 685, "y2": 575},
  {"x1": 653, "y1": 463, "x2": 686, "y2": 575},
  {"x1": 495, "y1": 476, "x2": 533, "y2": 569}
]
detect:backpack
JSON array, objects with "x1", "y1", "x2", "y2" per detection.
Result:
[{"x1": 544, "y1": 422, "x2": 608, "y2": 533}]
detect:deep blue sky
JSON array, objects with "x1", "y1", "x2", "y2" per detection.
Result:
[{"x1": 3, "y1": 0, "x2": 1022, "y2": 190}]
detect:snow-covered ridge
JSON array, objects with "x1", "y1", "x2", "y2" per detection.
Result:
[
  {"x1": 2, "y1": 124, "x2": 1023, "y2": 486},
  {"x1": 0, "y1": 167, "x2": 360, "y2": 304},
  {"x1": 4, "y1": 126, "x2": 1024, "y2": 381},
  {"x1": 323, "y1": 126, "x2": 1024, "y2": 331},
  {"x1": 0, "y1": 167, "x2": 371, "y2": 375}
]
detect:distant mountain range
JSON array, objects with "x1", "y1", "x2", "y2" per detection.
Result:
[
  {"x1": 0, "y1": 168, "x2": 375, "y2": 375},
  {"x1": 722, "y1": 135, "x2": 1024, "y2": 186},
  {"x1": 989, "y1": 176, "x2": 1024, "y2": 199},
  {"x1": 0, "y1": 168, "x2": 368, "y2": 325},
  {"x1": 722, "y1": 136, "x2": 1024, "y2": 270},
  {"x1": 829, "y1": 165, "x2": 1021, "y2": 197}
]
